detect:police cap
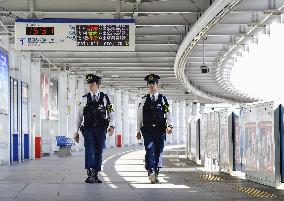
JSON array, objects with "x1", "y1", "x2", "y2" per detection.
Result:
[
  {"x1": 144, "y1": 74, "x2": 160, "y2": 84},
  {"x1": 86, "y1": 74, "x2": 102, "y2": 84}
]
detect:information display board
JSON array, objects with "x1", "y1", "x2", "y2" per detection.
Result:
[
  {"x1": 15, "y1": 18, "x2": 135, "y2": 51},
  {"x1": 0, "y1": 48, "x2": 8, "y2": 114}
]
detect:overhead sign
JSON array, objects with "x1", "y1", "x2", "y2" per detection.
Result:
[{"x1": 15, "y1": 18, "x2": 135, "y2": 51}]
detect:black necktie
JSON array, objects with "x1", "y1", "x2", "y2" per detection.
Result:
[{"x1": 151, "y1": 94, "x2": 155, "y2": 102}]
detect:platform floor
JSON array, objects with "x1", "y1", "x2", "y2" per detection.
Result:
[{"x1": 0, "y1": 145, "x2": 284, "y2": 201}]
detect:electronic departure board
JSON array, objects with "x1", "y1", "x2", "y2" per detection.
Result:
[
  {"x1": 76, "y1": 25, "x2": 129, "y2": 46},
  {"x1": 15, "y1": 18, "x2": 135, "y2": 51},
  {"x1": 26, "y1": 27, "x2": 55, "y2": 35}
]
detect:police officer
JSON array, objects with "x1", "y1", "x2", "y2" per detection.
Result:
[
  {"x1": 136, "y1": 74, "x2": 173, "y2": 184},
  {"x1": 74, "y1": 74, "x2": 115, "y2": 184}
]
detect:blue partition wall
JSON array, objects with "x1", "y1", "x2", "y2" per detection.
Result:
[
  {"x1": 24, "y1": 134, "x2": 29, "y2": 159},
  {"x1": 280, "y1": 105, "x2": 284, "y2": 183},
  {"x1": 12, "y1": 134, "x2": 18, "y2": 161}
]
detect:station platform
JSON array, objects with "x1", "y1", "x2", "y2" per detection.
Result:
[{"x1": 0, "y1": 145, "x2": 283, "y2": 201}]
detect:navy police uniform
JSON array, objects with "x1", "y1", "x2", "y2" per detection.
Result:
[
  {"x1": 137, "y1": 74, "x2": 173, "y2": 183},
  {"x1": 77, "y1": 74, "x2": 115, "y2": 183}
]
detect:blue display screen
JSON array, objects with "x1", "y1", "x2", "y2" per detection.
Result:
[{"x1": 0, "y1": 48, "x2": 8, "y2": 114}]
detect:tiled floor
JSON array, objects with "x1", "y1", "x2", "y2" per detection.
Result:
[{"x1": 0, "y1": 145, "x2": 283, "y2": 201}]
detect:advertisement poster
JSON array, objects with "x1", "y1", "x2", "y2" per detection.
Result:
[
  {"x1": 0, "y1": 48, "x2": 8, "y2": 114},
  {"x1": 244, "y1": 122, "x2": 257, "y2": 171},
  {"x1": 41, "y1": 74, "x2": 49, "y2": 119},
  {"x1": 49, "y1": 78, "x2": 58, "y2": 120},
  {"x1": 206, "y1": 112, "x2": 219, "y2": 160},
  {"x1": 220, "y1": 123, "x2": 229, "y2": 166},
  {"x1": 257, "y1": 121, "x2": 274, "y2": 173}
]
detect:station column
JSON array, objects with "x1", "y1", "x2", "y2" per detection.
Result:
[
  {"x1": 114, "y1": 89, "x2": 122, "y2": 147},
  {"x1": 122, "y1": 91, "x2": 130, "y2": 146}
]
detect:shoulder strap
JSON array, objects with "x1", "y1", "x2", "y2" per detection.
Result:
[
  {"x1": 146, "y1": 94, "x2": 151, "y2": 101},
  {"x1": 104, "y1": 93, "x2": 111, "y2": 105},
  {"x1": 162, "y1": 94, "x2": 169, "y2": 105},
  {"x1": 157, "y1": 93, "x2": 163, "y2": 102},
  {"x1": 98, "y1": 92, "x2": 105, "y2": 103},
  {"x1": 86, "y1": 93, "x2": 92, "y2": 103}
]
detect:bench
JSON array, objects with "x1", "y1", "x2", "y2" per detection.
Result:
[{"x1": 55, "y1": 136, "x2": 75, "y2": 156}]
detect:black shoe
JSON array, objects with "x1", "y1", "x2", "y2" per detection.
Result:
[
  {"x1": 91, "y1": 169, "x2": 103, "y2": 183},
  {"x1": 154, "y1": 168, "x2": 160, "y2": 184},
  {"x1": 93, "y1": 175, "x2": 102, "y2": 183},
  {"x1": 85, "y1": 176, "x2": 95, "y2": 183},
  {"x1": 148, "y1": 169, "x2": 156, "y2": 184}
]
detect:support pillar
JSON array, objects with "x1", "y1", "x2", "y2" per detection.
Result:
[
  {"x1": 172, "y1": 100, "x2": 179, "y2": 144},
  {"x1": 179, "y1": 100, "x2": 185, "y2": 143},
  {"x1": 115, "y1": 89, "x2": 122, "y2": 147},
  {"x1": 122, "y1": 91, "x2": 130, "y2": 146}
]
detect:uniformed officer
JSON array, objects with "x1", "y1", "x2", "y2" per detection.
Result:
[
  {"x1": 74, "y1": 74, "x2": 115, "y2": 184},
  {"x1": 136, "y1": 74, "x2": 173, "y2": 184}
]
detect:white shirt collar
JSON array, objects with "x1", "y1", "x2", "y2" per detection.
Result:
[
  {"x1": 90, "y1": 91, "x2": 100, "y2": 97},
  {"x1": 149, "y1": 91, "x2": 159, "y2": 98}
]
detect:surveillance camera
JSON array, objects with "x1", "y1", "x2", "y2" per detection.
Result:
[
  {"x1": 185, "y1": 91, "x2": 190, "y2": 94},
  {"x1": 200, "y1": 64, "x2": 209, "y2": 73}
]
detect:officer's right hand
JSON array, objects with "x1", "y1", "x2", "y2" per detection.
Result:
[
  {"x1": 166, "y1": 127, "x2": 173, "y2": 134},
  {"x1": 136, "y1": 131, "x2": 142, "y2": 140},
  {"x1": 74, "y1": 132, "x2": 79, "y2": 143}
]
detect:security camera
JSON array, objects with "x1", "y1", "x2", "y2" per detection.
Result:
[
  {"x1": 185, "y1": 91, "x2": 190, "y2": 94},
  {"x1": 200, "y1": 64, "x2": 209, "y2": 73}
]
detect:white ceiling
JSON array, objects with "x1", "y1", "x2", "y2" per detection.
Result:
[{"x1": 1, "y1": 0, "x2": 283, "y2": 103}]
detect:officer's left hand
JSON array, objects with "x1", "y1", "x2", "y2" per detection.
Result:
[
  {"x1": 166, "y1": 127, "x2": 173, "y2": 134},
  {"x1": 108, "y1": 127, "x2": 114, "y2": 136}
]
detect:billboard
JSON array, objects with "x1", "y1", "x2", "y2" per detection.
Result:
[
  {"x1": 258, "y1": 121, "x2": 274, "y2": 174},
  {"x1": 0, "y1": 48, "x2": 8, "y2": 114},
  {"x1": 242, "y1": 102, "x2": 276, "y2": 187},
  {"x1": 244, "y1": 122, "x2": 257, "y2": 171}
]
